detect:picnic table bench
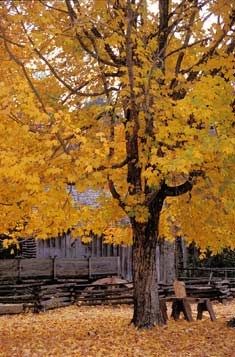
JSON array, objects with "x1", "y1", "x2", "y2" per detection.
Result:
[{"x1": 161, "y1": 280, "x2": 216, "y2": 322}]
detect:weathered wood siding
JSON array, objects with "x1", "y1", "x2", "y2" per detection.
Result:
[
  {"x1": 157, "y1": 240, "x2": 176, "y2": 284},
  {"x1": 36, "y1": 235, "x2": 120, "y2": 259},
  {"x1": 0, "y1": 256, "x2": 120, "y2": 282},
  {"x1": 0, "y1": 259, "x2": 18, "y2": 280},
  {"x1": 20, "y1": 259, "x2": 53, "y2": 279},
  {"x1": 22, "y1": 234, "x2": 176, "y2": 283},
  {"x1": 35, "y1": 235, "x2": 131, "y2": 280},
  {"x1": 119, "y1": 245, "x2": 132, "y2": 281}
]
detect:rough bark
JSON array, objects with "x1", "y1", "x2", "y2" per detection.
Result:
[{"x1": 131, "y1": 204, "x2": 166, "y2": 328}]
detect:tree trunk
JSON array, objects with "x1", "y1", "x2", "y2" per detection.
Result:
[{"x1": 131, "y1": 207, "x2": 166, "y2": 328}]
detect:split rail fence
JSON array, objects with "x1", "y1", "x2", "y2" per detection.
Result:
[{"x1": 1, "y1": 259, "x2": 235, "y2": 315}]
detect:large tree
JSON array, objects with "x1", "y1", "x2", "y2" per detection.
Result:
[{"x1": 0, "y1": 0, "x2": 234, "y2": 328}]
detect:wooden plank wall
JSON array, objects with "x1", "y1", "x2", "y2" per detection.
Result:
[
  {"x1": 35, "y1": 235, "x2": 175, "y2": 283},
  {"x1": 0, "y1": 256, "x2": 120, "y2": 282},
  {"x1": 0, "y1": 259, "x2": 18, "y2": 281},
  {"x1": 157, "y1": 240, "x2": 176, "y2": 284},
  {"x1": 36, "y1": 235, "x2": 122, "y2": 259}
]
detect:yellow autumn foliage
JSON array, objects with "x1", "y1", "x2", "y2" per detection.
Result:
[
  {"x1": 0, "y1": 0, "x2": 234, "y2": 255},
  {"x1": 0, "y1": 302, "x2": 235, "y2": 356}
]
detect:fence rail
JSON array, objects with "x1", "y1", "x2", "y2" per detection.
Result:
[
  {"x1": 0, "y1": 257, "x2": 120, "y2": 282},
  {"x1": 1, "y1": 276, "x2": 235, "y2": 315},
  {"x1": 178, "y1": 267, "x2": 235, "y2": 280}
]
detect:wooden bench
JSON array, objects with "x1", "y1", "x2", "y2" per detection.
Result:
[{"x1": 161, "y1": 280, "x2": 216, "y2": 322}]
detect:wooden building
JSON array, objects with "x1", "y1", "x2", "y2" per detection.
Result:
[
  {"x1": 19, "y1": 234, "x2": 177, "y2": 283},
  {"x1": 1, "y1": 187, "x2": 180, "y2": 283}
]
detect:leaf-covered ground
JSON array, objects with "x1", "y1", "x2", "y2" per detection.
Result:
[{"x1": 0, "y1": 301, "x2": 235, "y2": 356}]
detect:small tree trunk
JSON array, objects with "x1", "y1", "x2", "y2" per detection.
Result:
[{"x1": 131, "y1": 209, "x2": 166, "y2": 328}]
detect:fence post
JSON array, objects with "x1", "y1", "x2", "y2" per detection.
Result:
[
  {"x1": 52, "y1": 256, "x2": 57, "y2": 281},
  {"x1": 33, "y1": 285, "x2": 42, "y2": 313}
]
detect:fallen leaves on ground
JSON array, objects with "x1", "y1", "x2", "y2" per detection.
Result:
[{"x1": 0, "y1": 301, "x2": 235, "y2": 357}]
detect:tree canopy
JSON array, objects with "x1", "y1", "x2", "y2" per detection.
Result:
[{"x1": 0, "y1": 0, "x2": 234, "y2": 250}]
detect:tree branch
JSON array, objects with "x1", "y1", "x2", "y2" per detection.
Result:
[
  {"x1": 126, "y1": 1, "x2": 137, "y2": 114},
  {"x1": 163, "y1": 170, "x2": 205, "y2": 197},
  {"x1": 163, "y1": 181, "x2": 193, "y2": 197},
  {"x1": 111, "y1": 157, "x2": 130, "y2": 169},
  {"x1": 0, "y1": 31, "x2": 24, "y2": 48},
  {"x1": 65, "y1": 0, "x2": 121, "y2": 68},
  {"x1": 3, "y1": 38, "x2": 48, "y2": 114},
  {"x1": 39, "y1": 0, "x2": 69, "y2": 14},
  {"x1": 165, "y1": 37, "x2": 211, "y2": 62},
  {"x1": 108, "y1": 176, "x2": 126, "y2": 210},
  {"x1": 183, "y1": 19, "x2": 234, "y2": 79},
  {"x1": 158, "y1": 0, "x2": 169, "y2": 64},
  {"x1": 91, "y1": 26, "x2": 124, "y2": 66},
  {"x1": 65, "y1": 0, "x2": 77, "y2": 21}
]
